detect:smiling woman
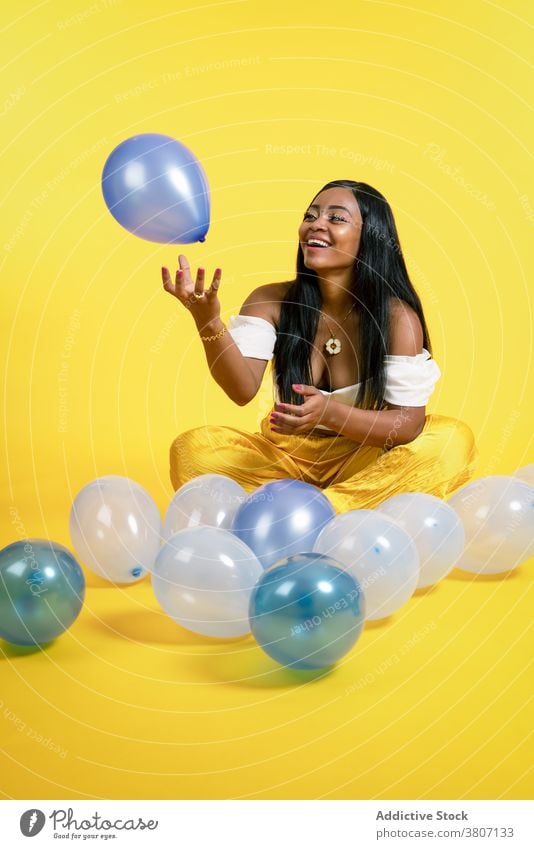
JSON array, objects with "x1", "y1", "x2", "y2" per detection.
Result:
[{"x1": 163, "y1": 180, "x2": 477, "y2": 512}]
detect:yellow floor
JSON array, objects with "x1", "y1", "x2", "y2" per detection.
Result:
[
  {"x1": 1, "y1": 0, "x2": 532, "y2": 804},
  {"x1": 1, "y1": 558, "x2": 531, "y2": 800}
]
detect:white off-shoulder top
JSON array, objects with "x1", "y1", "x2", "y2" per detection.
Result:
[{"x1": 227, "y1": 314, "x2": 441, "y2": 423}]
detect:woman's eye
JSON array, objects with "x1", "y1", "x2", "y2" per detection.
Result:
[{"x1": 302, "y1": 211, "x2": 347, "y2": 222}]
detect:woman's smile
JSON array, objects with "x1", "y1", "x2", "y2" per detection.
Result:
[
  {"x1": 298, "y1": 186, "x2": 362, "y2": 272},
  {"x1": 306, "y1": 239, "x2": 331, "y2": 250}
]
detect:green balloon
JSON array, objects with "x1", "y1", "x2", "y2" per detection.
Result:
[{"x1": 0, "y1": 539, "x2": 85, "y2": 646}]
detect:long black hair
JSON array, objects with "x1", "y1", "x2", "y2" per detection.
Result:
[{"x1": 272, "y1": 179, "x2": 432, "y2": 408}]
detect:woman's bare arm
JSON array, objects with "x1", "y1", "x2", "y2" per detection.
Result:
[
  {"x1": 198, "y1": 283, "x2": 283, "y2": 405},
  {"x1": 321, "y1": 400, "x2": 425, "y2": 447},
  {"x1": 320, "y1": 302, "x2": 426, "y2": 445},
  {"x1": 271, "y1": 301, "x2": 426, "y2": 446},
  {"x1": 162, "y1": 257, "x2": 278, "y2": 406}
]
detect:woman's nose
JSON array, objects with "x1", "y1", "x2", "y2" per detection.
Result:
[{"x1": 310, "y1": 213, "x2": 329, "y2": 229}]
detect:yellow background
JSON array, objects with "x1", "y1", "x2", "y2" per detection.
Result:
[{"x1": 1, "y1": 0, "x2": 532, "y2": 800}]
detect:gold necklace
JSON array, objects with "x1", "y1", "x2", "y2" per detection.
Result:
[{"x1": 321, "y1": 303, "x2": 355, "y2": 356}]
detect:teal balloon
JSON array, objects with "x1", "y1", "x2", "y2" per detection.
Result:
[
  {"x1": 249, "y1": 553, "x2": 365, "y2": 670},
  {"x1": 0, "y1": 540, "x2": 85, "y2": 646},
  {"x1": 101, "y1": 133, "x2": 210, "y2": 243}
]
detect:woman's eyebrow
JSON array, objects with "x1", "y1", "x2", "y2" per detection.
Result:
[{"x1": 308, "y1": 203, "x2": 353, "y2": 216}]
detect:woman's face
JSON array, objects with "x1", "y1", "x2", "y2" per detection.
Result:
[{"x1": 298, "y1": 186, "x2": 363, "y2": 275}]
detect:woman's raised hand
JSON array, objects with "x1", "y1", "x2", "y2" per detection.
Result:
[{"x1": 162, "y1": 254, "x2": 222, "y2": 327}]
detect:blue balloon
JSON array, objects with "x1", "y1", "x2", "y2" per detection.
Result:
[
  {"x1": 249, "y1": 553, "x2": 365, "y2": 669},
  {"x1": 101, "y1": 133, "x2": 210, "y2": 244},
  {"x1": 231, "y1": 479, "x2": 336, "y2": 570},
  {"x1": 0, "y1": 540, "x2": 85, "y2": 646}
]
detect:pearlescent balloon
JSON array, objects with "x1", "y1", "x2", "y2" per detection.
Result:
[
  {"x1": 377, "y1": 492, "x2": 465, "y2": 588},
  {"x1": 447, "y1": 475, "x2": 534, "y2": 574},
  {"x1": 313, "y1": 510, "x2": 420, "y2": 620},
  {"x1": 513, "y1": 464, "x2": 534, "y2": 487},
  {"x1": 249, "y1": 553, "x2": 365, "y2": 670},
  {"x1": 163, "y1": 474, "x2": 246, "y2": 540},
  {"x1": 70, "y1": 475, "x2": 161, "y2": 584},
  {"x1": 231, "y1": 479, "x2": 335, "y2": 570},
  {"x1": 101, "y1": 133, "x2": 210, "y2": 243},
  {"x1": 0, "y1": 539, "x2": 85, "y2": 646},
  {"x1": 152, "y1": 527, "x2": 263, "y2": 637}
]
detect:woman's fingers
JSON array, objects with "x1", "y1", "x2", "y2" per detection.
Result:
[
  {"x1": 178, "y1": 254, "x2": 191, "y2": 279},
  {"x1": 174, "y1": 268, "x2": 186, "y2": 298},
  {"x1": 172, "y1": 254, "x2": 189, "y2": 295},
  {"x1": 275, "y1": 401, "x2": 304, "y2": 416},
  {"x1": 207, "y1": 267, "x2": 222, "y2": 297},
  {"x1": 162, "y1": 257, "x2": 221, "y2": 309},
  {"x1": 270, "y1": 410, "x2": 300, "y2": 427},
  {"x1": 194, "y1": 267, "x2": 205, "y2": 297},
  {"x1": 162, "y1": 267, "x2": 175, "y2": 294}
]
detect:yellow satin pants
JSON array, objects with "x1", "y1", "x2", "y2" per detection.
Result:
[{"x1": 169, "y1": 412, "x2": 478, "y2": 513}]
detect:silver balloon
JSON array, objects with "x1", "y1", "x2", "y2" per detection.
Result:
[
  {"x1": 152, "y1": 527, "x2": 263, "y2": 637},
  {"x1": 70, "y1": 475, "x2": 161, "y2": 583},
  {"x1": 313, "y1": 509, "x2": 420, "y2": 620},
  {"x1": 513, "y1": 464, "x2": 534, "y2": 487},
  {"x1": 447, "y1": 475, "x2": 534, "y2": 574},
  {"x1": 163, "y1": 474, "x2": 246, "y2": 540},
  {"x1": 377, "y1": 492, "x2": 465, "y2": 588}
]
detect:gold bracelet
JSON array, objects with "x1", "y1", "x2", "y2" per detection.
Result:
[{"x1": 199, "y1": 325, "x2": 227, "y2": 342}]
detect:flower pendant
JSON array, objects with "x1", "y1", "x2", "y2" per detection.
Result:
[{"x1": 325, "y1": 337, "x2": 342, "y2": 356}]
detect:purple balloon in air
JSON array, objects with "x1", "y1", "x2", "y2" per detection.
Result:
[{"x1": 101, "y1": 133, "x2": 210, "y2": 244}]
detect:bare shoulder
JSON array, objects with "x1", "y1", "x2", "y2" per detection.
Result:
[
  {"x1": 240, "y1": 282, "x2": 292, "y2": 325},
  {"x1": 388, "y1": 298, "x2": 424, "y2": 355}
]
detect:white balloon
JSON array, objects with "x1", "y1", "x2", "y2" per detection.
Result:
[
  {"x1": 70, "y1": 475, "x2": 161, "y2": 583},
  {"x1": 152, "y1": 527, "x2": 263, "y2": 637},
  {"x1": 313, "y1": 509, "x2": 420, "y2": 620},
  {"x1": 163, "y1": 474, "x2": 245, "y2": 540},
  {"x1": 447, "y1": 475, "x2": 534, "y2": 574},
  {"x1": 377, "y1": 492, "x2": 465, "y2": 588},
  {"x1": 512, "y1": 464, "x2": 534, "y2": 487}
]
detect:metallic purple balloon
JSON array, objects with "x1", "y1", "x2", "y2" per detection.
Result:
[
  {"x1": 101, "y1": 133, "x2": 210, "y2": 244},
  {"x1": 231, "y1": 479, "x2": 335, "y2": 570}
]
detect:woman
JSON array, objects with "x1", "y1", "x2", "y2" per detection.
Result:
[{"x1": 162, "y1": 180, "x2": 477, "y2": 513}]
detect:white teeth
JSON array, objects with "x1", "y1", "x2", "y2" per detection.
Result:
[{"x1": 307, "y1": 239, "x2": 330, "y2": 247}]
